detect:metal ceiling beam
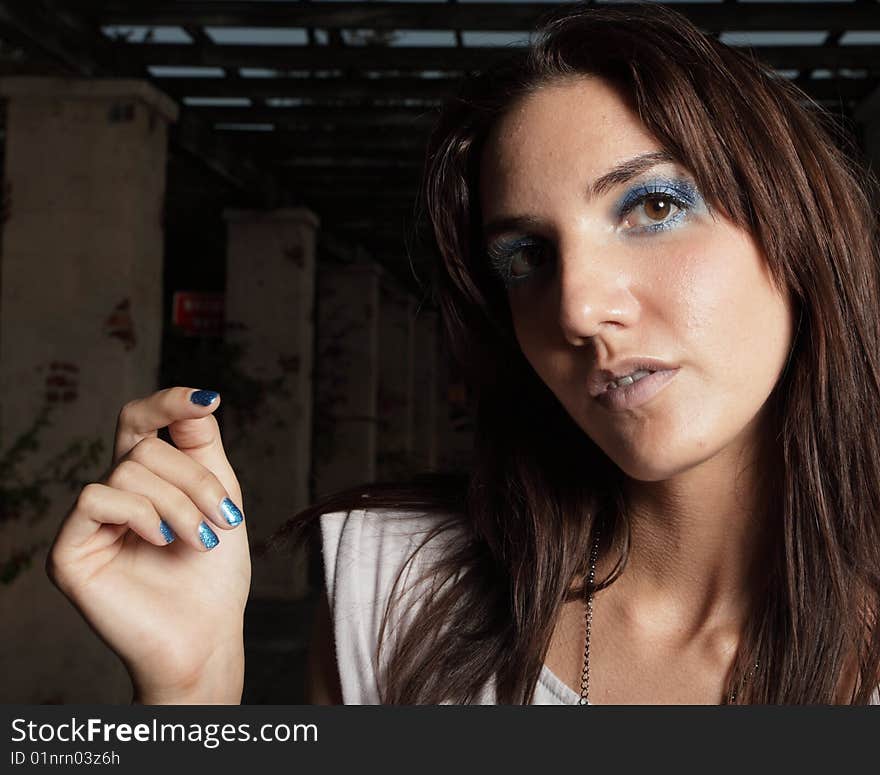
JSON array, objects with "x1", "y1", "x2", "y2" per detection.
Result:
[
  {"x1": 96, "y1": 2, "x2": 880, "y2": 33},
  {"x1": 0, "y1": 0, "x2": 284, "y2": 206},
  {"x1": 281, "y1": 157, "x2": 422, "y2": 169},
  {"x1": 157, "y1": 75, "x2": 462, "y2": 101},
  {"x1": 194, "y1": 104, "x2": 439, "y2": 128},
  {"x1": 126, "y1": 42, "x2": 488, "y2": 70},
  {"x1": 795, "y1": 76, "x2": 877, "y2": 103},
  {"x1": 321, "y1": 204, "x2": 422, "y2": 217},
  {"x1": 765, "y1": 46, "x2": 880, "y2": 71},
  {"x1": 0, "y1": 0, "x2": 118, "y2": 76},
  {"x1": 172, "y1": 112, "x2": 281, "y2": 202},
  {"x1": 284, "y1": 176, "x2": 421, "y2": 190},
  {"x1": 302, "y1": 190, "x2": 420, "y2": 204},
  {"x1": 160, "y1": 78, "x2": 875, "y2": 130},
  {"x1": 294, "y1": 189, "x2": 420, "y2": 202},
  {"x1": 159, "y1": 73, "x2": 878, "y2": 113},
  {"x1": 275, "y1": 148, "x2": 425, "y2": 164},
  {"x1": 127, "y1": 42, "x2": 880, "y2": 73},
  {"x1": 223, "y1": 132, "x2": 429, "y2": 155},
  {"x1": 288, "y1": 181, "x2": 421, "y2": 194}
]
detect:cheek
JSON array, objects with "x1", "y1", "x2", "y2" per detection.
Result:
[
  {"x1": 675, "y1": 240, "x2": 791, "y2": 385},
  {"x1": 662, "y1": 235, "x2": 783, "y2": 364},
  {"x1": 642, "y1": 241, "x2": 790, "y2": 450},
  {"x1": 672, "y1": 254, "x2": 732, "y2": 372},
  {"x1": 658, "y1": 242, "x2": 792, "y2": 459}
]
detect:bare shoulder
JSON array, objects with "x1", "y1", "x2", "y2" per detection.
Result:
[{"x1": 304, "y1": 587, "x2": 343, "y2": 705}]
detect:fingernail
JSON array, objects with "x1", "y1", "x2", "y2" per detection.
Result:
[
  {"x1": 198, "y1": 520, "x2": 219, "y2": 550},
  {"x1": 219, "y1": 497, "x2": 243, "y2": 526},
  {"x1": 190, "y1": 390, "x2": 219, "y2": 406},
  {"x1": 159, "y1": 520, "x2": 175, "y2": 544}
]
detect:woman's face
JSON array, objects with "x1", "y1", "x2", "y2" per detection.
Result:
[{"x1": 479, "y1": 76, "x2": 795, "y2": 481}]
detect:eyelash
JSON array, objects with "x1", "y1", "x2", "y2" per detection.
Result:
[
  {"x1": 619, "y1": 185, "x2": 693, "y2": 232},
  {"x1": 487, "y1": 186, "x2": 695, "y2": 288}
]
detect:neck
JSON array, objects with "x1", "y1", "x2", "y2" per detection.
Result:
[{"x1": 604, "y1": 424, "x2": 776, "y2": 643}]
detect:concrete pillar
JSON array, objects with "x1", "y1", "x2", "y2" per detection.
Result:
[
  {"x1": 412, "y1": 309, "x2": 438, "y2": 472},
  {"x1": 0, "y1": 77, "x2": 178, "y2": 702},
  {"x1": 312, "y1": 260, "x2": 382, "y2": 500},
  {"x1": 376, "y1": 277, "x2": 415, "y2": 481},
  {"x1": 224, "y1": 207, "x2": 318, "y2": 601}
]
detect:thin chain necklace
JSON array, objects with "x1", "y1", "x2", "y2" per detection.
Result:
[
  {"x1": 577, "y1": 529, "x2": 759, "y2": 705},
  {"x1": 578, "y1": 530, "x2": 601, "y2": 704}
]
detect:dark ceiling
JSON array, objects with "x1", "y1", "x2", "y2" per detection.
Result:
[{"x1": 1, "y1": 0, "x2": 879, "y2": 284}]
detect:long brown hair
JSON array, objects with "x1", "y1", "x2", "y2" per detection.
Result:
[{"x1": 275, "y1": 3, "x2": 880, "y2": 703}]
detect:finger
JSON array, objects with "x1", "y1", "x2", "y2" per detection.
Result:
[
  {"x1": 124, "y1": 436, "x2": 244, "y2": 531},
  {"x1": 113, "y1": 386, "x2": 221, "y2": 466},
  {"x1": 167, "y1": 408, "x2": 240, "y2": 508},
  {"x1": 53, "y1": 482, "x2": 176, "y2": 556},
  {"x1": 106, "y1": 459, "x2": 221, "y2": 552}
]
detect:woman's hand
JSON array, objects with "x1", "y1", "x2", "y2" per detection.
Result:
[{"x1": 45, "y1": 387, "x2": 251, "y2": 704}]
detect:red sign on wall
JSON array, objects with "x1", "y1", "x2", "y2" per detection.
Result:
[{"x1": 172, "y1": 291, "x2": 225, "y2": 337}]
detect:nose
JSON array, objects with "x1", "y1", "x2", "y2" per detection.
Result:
[{"x1": 555, "y1": 241, "x2": 640, "y2": 347}]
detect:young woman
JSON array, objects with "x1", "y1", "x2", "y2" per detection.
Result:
[{"x1": 48, "y1": 4, "x2": 880, "y2": 704}]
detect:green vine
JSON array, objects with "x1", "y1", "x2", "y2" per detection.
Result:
[{"x1": 0, "y1": 403, "x2": 105, "y2": 585}]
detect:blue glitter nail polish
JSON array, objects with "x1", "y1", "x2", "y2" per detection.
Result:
[
  {"x1": 159, "y1": 520, "x2": 175, "y2": 544},
  {"x1": 219, "y1": 497, "x2": 243, "y2": 526},
  {"x1": 198, "y1": 520, "x2": 219, "y2": 550},
  {"x1": 190, "y1": 390, "x2": 219, "y2": 406}
]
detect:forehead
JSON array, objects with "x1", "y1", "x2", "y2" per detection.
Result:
[{"x1": 479, "y1": 76, "x2": 660, "y2": 215}]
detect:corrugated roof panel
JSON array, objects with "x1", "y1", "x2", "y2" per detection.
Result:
[
  {"x1": 148, "y1": 66, "x2": 225, "y2": 78},
  {"x1": 101, "y1": 25, "x2": 192, "y2": 44},
  {"x1": 461, "y1": 31, "x2": 530, "y2": 47},
  {"x1": 720, "y1": 31, "x2": 829, "y2": 46},
  {"x1": 215, "y1": 123, "x2": 275, "y2": 132},
  {"x1": 239, "y1": 68, "x2": 279, "y2": 78},
  {"x1": 239, "y1": 68, "x2": 343, "y2": 78},
  {"x1": 839, "y1": 31, "x2": 880, "y2": 45},
  {"x1": 341, "y1": 29, "x2": 457, "y2": 47},
  {"x1": 266, "y1": 97, "x2": 306, "y2": 107},
  {"x1": 205, "y1": 27, "x2": 309, "y2": 45},
  {"x1": 183, "y1": 97, "x2": 253, "y2": 107}
]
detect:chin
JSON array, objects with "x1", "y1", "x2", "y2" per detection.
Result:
[
  {"x1": 587, "y1": 429, "x2": 704, "y2": 482},
  {"x1": 604, "y1": 451, "x2": 684, "y2": 482}
]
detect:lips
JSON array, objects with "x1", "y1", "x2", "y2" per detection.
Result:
[
  {"x1": 606, "y1": 369, "x2": 654, "y2": 390},
  {"x1": 587, "y1": 356, "x2": 680, "y2": 397},
  {"x1": 596, "y1": 368, "x2": 680, "y2": 411}
]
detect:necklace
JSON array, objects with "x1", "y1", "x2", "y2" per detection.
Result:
[
  {"x1": 578, "y1": 530, "x2": 601, "y2": 705},
  {"x1": 577, "y1": 529, "x2": 759, "y2": 705}
]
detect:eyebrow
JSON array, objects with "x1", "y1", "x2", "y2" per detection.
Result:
[{"x1": 483, "y1": 150, "x2": 678, "y2": 242}]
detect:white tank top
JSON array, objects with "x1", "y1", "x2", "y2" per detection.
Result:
[
  {"x1": 320, "y1": 507, "x2": 880, "y2": 705},
  {"x1": 320, "y1": 507, "x2": 576, "y2": 704}
]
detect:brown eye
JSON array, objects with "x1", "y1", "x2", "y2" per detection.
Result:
[
  {"x1": 510, "y1": 244, "x2": 550, "y2": 278},
  {"x1": 643, "y1": 194, "x2": 675, "y2": 221},
  {"x1": 622, "y1": 193, "x2": 685, "y2": 231}
]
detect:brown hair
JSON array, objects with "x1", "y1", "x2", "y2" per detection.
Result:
[{"x1": 276, "y1": 2, "x2": 880, "y2": 703}]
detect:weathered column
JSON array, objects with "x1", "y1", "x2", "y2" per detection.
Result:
[
  {"x1": 312, "y1": 259, "x2": 382, "y2": 500},
  {"x1": 412, "y1": 309, "x2": 439, "y2": 472},
  {"x1": 0, "y1": 77, "x2": 178, "y2": 702},
  {"x1": 224, "y1": 207, "x2": 318, "y2": 601},
  {"x1": 376, "y1": 276, "x2": 415, "y2": 481}
]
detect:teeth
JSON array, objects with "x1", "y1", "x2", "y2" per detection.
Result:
[{"x1": 606, "y1": 369, "x2": 654, "y2": 391}]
